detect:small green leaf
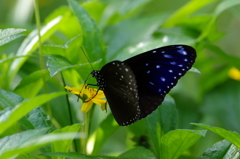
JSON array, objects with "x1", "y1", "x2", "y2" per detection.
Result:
[
  {"x1": 47, "y1": 55, "x2": 78, "y2": 77},
  {"x1": 189, "y1": 67, "x2": 201, "y2": 74},
  {"x1": 119, "y1": 146, "x2": 157, "y2": 159},
  {"x1": 199, "y1": 140, "x2": 233, "y2": 159},
  {"x1": 160, "y1": 129, "x2": 206, "y2": 159},
  {"x1": 193, "y1": 123, "x2": 240, "y2": 149},
  {"x1": 0, "y1": 92, "x2": 65, "y2": 134},
  {"x1": 47, "y1": 55, "x2": 71, "y2": 77},
  {"x1": 0, "y1": 28, "x2": 26, "y2": 46},
  {"x1": 46, "y1": 54, "x2": 101, "y2": 77}
]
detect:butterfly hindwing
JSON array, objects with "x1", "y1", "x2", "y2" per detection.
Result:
[{"x1": 99, "y1": 61, "x2": 140, "y2": 126}]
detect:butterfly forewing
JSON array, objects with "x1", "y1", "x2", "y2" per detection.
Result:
[
  {"x1": 98, "y1": 61, "x2": 140, "y2": 126},
  {"x1": 124, "y1": 45, "x2": 196, "y2": 118}
]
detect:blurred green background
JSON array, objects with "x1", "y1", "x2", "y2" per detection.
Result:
[{"x1": 1, "y1": 0, "x2": 240, "y2": 158}]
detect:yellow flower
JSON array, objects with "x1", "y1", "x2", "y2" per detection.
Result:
[
  {"x1": 228, "y1": 67, "x2": 240, "y2": 81},
  {"x1": 65, "y1": 84, "x2": 107, "y2": 113}
]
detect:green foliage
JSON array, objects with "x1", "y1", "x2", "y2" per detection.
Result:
[
  {"x1": 0, "y1": 0, "x2": 240, "y2": 158},
  {"x1": 0, "y1": 28, "x2": 26, "y2": 47}
]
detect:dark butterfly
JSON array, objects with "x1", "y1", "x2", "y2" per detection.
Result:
[{"x1": 91, "y1": 45, "x2": 196, "y2": 126}]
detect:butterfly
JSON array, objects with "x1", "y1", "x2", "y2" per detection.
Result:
[{"x1": 91, "y1": 45, "x2": 196, "y2": 126}]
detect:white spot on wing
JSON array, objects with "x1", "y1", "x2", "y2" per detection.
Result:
[
  {"x1": 149, "y1": 81, "x2": 154, "y2": 85},
  {"x1": 161, "y1": 77, "x2": 166, "y2": 82},
  {"x1": 164, "y1": 54, "x2": 172, "y2": 58}
]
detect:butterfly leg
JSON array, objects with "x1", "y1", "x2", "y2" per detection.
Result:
[{"x1": 84, "y1": 85, "x2": 101, "y2": 102}]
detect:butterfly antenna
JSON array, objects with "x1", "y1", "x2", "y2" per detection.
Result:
[
  {"x1": 80, "y1": 47, "x2": 94, "y2": 71},
  {"x1": 80, "y1": 47, "x2": 100, "y2": 101},
  {"x1": 79, "y1": 47, "x2": 95, "y2": 93}
]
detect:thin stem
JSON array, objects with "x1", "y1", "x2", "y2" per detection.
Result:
[
  {"x1": 81, "y1": 107, "x2": 93, "y2": 154},
  {"x1": 34, "y1": 0, "x2": 44, "y2": 70},
  {"x1": 61, "y1": 72, "x2": 79, "y2": 152},
  {"x1": 34, "y1": 0, "x2": 52, "y2": 123}
]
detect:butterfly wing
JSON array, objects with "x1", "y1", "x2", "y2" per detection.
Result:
[
  {"x1": 124, "y1": 45, "x2": 196, "y2": 119},
  {"x1": 99, "y1": 61, "x2": 140, "y2": 126}
]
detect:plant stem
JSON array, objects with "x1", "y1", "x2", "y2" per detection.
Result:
[
  {"x1": 81, "y1": 108, "x2": 92, "y2": 154},
  {"x1": 61, "y1": 73, "x2": 79, "y2": 151},
  {"x1": 34, "y1": 0, "x2": 44, "y2": 70},
  {"x1": 34, "y1": 0, "x2": 52, "y2": 117}
]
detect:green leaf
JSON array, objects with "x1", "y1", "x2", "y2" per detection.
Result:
[
  {"x1": 0, "y1": 92, "x2": 65, "y2": 134},
  {"x1": 46, "y1": 54, "x2": 101, "y2": 77},
  {"x1": 47, "y1": 55, "x2": 74, "y2": 77},
  {"x1": 0, "y1": 132, "x2": 80, "y2": 159},
  {"x1": 163, "y1": 0, "x2": 216, "y2": 27},
  {"x1": 189, "y1": 67, "x2": 201, "y2": 74},
  {"x1": 51, "y1": 124, "x2": 82, "y2": 154},
  {"x1": 99, "y1": 0, "x2": 150, "y2": 28},
  {"x1": 14, "y1": 70, "x2": 49, "y2": 98},
  {"x1": 105, "y1": 14, "x2": 166, "y2": 61},
  {"x1": 160, "y1": 129, "x2": 206, "y2": 159},
  {"x1": 119, "y1": 146, "x2": 157, "y2": 159},
  {"x1": 199, "y1": 140, "x2": 236, "y2": 159},
  {"x1": 0, "y1": 128, "x2": 49, "y2": 158},
  {"x1": 193, "y1": 123, "x2": 240, "y2": 149},
  {"x1": 214, "y1": 0, "x2": 240, "y2": 17},
  {"x1": 19, "y1": 107, "x2": 53, "y2": 130},
  {"x1": 144, "y1": 95, "x2": 177, "y2": 157},
  {"x1": 67, "y1": 0, "x2": 106, "y2": 63},
  {"x1": 0, "y1": 89, "x2": 24, "y2": 109},
  {"x1": 158, "y1": 96, "x2": 178, "y2": 134},
  {"x1": 0, "y1": 28, "x2": 26, "y2": 46}
]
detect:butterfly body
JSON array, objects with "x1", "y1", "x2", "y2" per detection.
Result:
[{"x1": 91, "y1": 45, "x2": 196, "y2": 126}]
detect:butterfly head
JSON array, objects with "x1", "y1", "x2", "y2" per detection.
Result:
[
  {"x1": 91, "y1": 70, "x2": 99, "y2": 78},
  {"x1": 91, "y1": 70, "x2": 106, "y2": 90}
]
